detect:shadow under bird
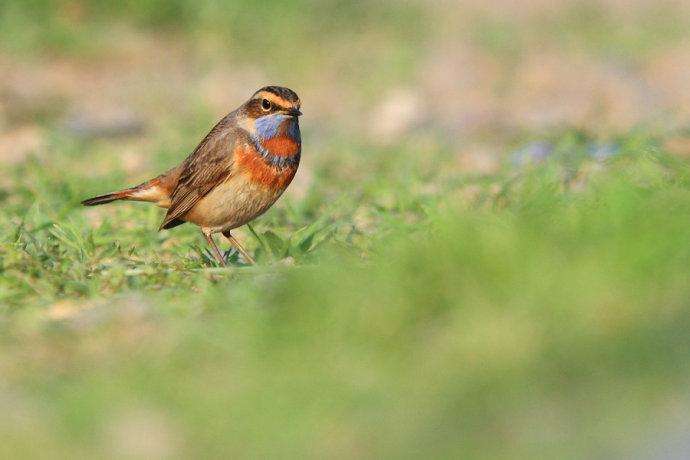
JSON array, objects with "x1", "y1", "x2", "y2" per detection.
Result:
[{"x1": 82, "y1": 86, "x2": 302, "y2": 266}]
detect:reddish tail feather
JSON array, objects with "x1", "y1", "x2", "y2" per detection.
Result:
[{"x1": 81, "y1": 189, "x2": 133, "y2": 206}]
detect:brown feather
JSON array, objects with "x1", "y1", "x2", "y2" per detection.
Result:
[
  {"x1": 159, "y1": 116, "x2": 237, "y2": 230},
  {"x1": 82, "y1": 166, "x2": 182, "y2": 207}
]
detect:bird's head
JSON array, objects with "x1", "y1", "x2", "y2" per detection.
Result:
[{"x1": 239, "y1": 86, "x2": 301, "y2": 142}]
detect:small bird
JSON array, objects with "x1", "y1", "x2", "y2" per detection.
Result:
[{"x1": 82, "y1": 86, "x2": 302, "y2": 266}]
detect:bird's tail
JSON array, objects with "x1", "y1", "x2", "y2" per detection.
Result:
[
  {"x1": 81, "y1": 188, "x2": 138, "y2": 206},
  {"x1": 82, "y1": 167, "x2": 180, "y2": 208},
  {"x1": 82, "y1": 177, "x2": 171, "y2": 207}
]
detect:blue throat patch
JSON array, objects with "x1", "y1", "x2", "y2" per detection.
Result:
[
  {"x1": 251, "y1": 114, "x2": 301, "y2": 168},
  {"x1": 255, "y1": 114, "x2": 289, "y2": 140},
  {"x1": 286, "y1": 117, "x2": 301, "y2": 143}
]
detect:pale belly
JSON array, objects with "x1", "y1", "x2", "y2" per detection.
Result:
[{"x1": 182, "y1": 174, "x2": 287, "y2": 232}]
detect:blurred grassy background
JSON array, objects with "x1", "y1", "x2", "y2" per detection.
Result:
[{"x1": 1, "y1": 0, "x2": 690, "y2": 458}]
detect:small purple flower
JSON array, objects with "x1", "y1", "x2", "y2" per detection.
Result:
[
  {"x1": 587, "y1": 142, "x2": 620, "y2": 161},
  {"x1": 511, "y1": 141, "x2": 554, "y2": 166}
]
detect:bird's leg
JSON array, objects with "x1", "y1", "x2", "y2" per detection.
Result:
[
  {"x1": 201, "y1": 228, "x2": 227, "y2": 266},
  {"x1": 222, "y1": 230, "x2": 256, "y2": 265}
]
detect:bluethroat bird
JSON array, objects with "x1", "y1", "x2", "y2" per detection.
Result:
[{"x1": 82, "y1": 86, "x2": 302, "y2": 266}]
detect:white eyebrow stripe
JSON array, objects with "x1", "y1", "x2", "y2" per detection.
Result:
[{"x1": 254, "y1": 92, "x2": 298, "y2": 108}]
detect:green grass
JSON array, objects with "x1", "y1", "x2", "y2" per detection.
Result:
[{"x1": 1, "y1": 125, "x2": 690, "y2": 457}]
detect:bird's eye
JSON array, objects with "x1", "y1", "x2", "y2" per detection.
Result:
[{"x1": 261, "y1": 99, "x2": 271, "y2": 111}]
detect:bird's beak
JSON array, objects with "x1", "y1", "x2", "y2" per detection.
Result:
[{"x1": 288, "y1": 108, "x2": 302, "y2": 117}]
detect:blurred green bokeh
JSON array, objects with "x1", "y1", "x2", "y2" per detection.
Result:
[{"x1": 1, "y1": 1, "x2": 690, "y2": 458}]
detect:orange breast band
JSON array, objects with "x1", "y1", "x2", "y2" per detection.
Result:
[{"x1": 261, "y1": 136, "x2": 301, "y2": 157}]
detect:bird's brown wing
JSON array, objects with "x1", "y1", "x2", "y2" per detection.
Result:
[{"x1": 159, "y1": 117, "x2": 238, "y2": 230}]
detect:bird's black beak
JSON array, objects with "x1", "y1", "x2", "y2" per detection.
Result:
[{"x1": 288, "y1": 108, "x2": 302, "y2": 117}]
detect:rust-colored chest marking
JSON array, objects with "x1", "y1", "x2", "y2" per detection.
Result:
[
  {"x1": 238, "y1": 142, "x2": 298, "y2": 190},
  {"x1": 261, "y1": 136, "x2": 300, "y2": 157}
]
